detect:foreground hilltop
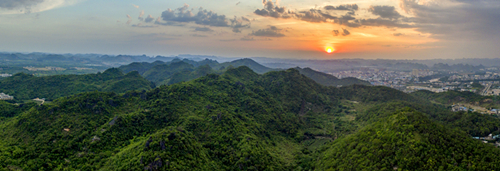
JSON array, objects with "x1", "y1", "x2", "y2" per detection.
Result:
[
  {"x1": 0, "y1": 67, "x2": 499, "y2": 170},
  {"x1": 318, "y1": 109, "x2": 500, "y2": 170}
]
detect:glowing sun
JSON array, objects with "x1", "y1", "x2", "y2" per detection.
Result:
[{"x1": 325, "y1": 46, "x2": 334, "y2": 53}]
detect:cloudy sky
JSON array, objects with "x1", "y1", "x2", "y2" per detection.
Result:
[{"x1": 0, "y1": 0, "x2": 499, "y2": 59}]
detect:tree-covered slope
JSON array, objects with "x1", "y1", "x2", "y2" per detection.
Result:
[
  {"x1": 356, "y1": 101, "x2": 500, "y2": 137},
  {"x1": 411, "y1": 90, "x2": 500, "y2": 109},
  {"x1": 217, "y1": 58, "x2": 275, "y2": 74},
  {"x1": 119, "y1": 58, "x2": 276, "y2": 86},
  {"x1": 317, "y1": 109, "x2": 500, "y2": 170},
  {"x1": 0, "y1": 101, "x2": 37, "y2": 118},
  {"x1": 119, "y1": 58, "x2": 373, "y2": 88},
  {"x1": 118, "y1": 61, "x2": 165, "y2": 75},
  {"x1": 0, "y1": 68, "x2": 154, "y2": 101},
  {"x1": 141, "y1": 61, "x2": 195, "y2": 84},
  {"x1": 340, "y1": 85, "x2": 500, "y2": 137},
  {"x1": 295, "y1": 67, "x2": 371, "y2": 86},
  {"x1": 0, "y1": 67, "x2": 344, "y2": 170},
  {"x1": 0, "y1": 67, "x2": 499, "y2": 170}
]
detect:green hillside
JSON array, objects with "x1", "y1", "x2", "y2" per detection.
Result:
[
  {"x1": 0, "y1": 68, "x2": 154, "y2": 101},
  {"x1": 0, "y1": 101, "x2": 37, "y2": 118},
  {"x1": 119, "y1": 58, "x2": 372, "y2": 88},
  {"x1": 296, "y1": 67, "x2": 371, "y2": 86},
  {"x1": 141, "y1": 61, "x2": 194, "y2": 85},
  {"x1": 0, "y1": 67, "x2": 498, "y2": 170},
  {"x1": 119, "y1": 58, "x2": 276, "y2": 86},
  {"x1": 318, "y1": 109, "x2": 500, "y2": 170},
  {"x1": 411, "y1": 90, "x2": 500, "y2": 108},
  {"x1": 218, "y1": 58, "x2": 275, "y2": 74}
]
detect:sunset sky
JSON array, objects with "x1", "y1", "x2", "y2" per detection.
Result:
[{"x1": 0, "y1": 0, "x2": 499, "y2": 59}]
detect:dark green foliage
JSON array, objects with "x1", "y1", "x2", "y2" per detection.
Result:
[
  {"x1": 166, "y1": 65, "x2": 214, "y2": 85},
  {"x1": 119, "y1": 61, "x2": 163, "y2": 75},
  {"x1": 0, "y1": 67, "x2": 342, "y2": 170},
  {"x1": 120, "y1": 58, "x2": 369, "y2": 89},
  {"x1": 0, "y1": 67, "x2": 499, "y2": 170},
  {"x1": 340, "y1": 84, "x2": 425, "y2": 103},
  {"x1": 142, "y1": 61, "x2": 195, "y2": 85},
  {"x1": 295, "y1": 67, "x2": 371, "y2": 86},
  {"x1": 119, "y1": 58, "x2": 276, "y2": 86},
  {"x1": 218, "y1": 58, "x2": 275, "y2": 74},
  {"x1": 317, "y1": 109, "x2": 500, "y2": 171},
  {"x1": 357, "y1": 101, "x2": 500, "y2": 137},
  {"x1": 411, "y1": 90, "x2": 500, "y2": 109},
  {"x1": 0, "y1": 101, "x2": 36, "y2": 118},
  {"x1": 102, "y1": 128, "x2": 219, "y2": 170},
  {"x1": 0, "y1": 68, "x2": 154, "y2": 101},
  {"x1": 412, "y1": 90, "x2": 484, "y2": 104}
]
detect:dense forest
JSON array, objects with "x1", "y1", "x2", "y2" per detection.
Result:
[
  {"x1": 318, "y1": 109, "x2": 500, "y2": 170},
  {"x1": 412, "y1": 90, "x2": 500, "y2": 109},
  {"x1": 0, "y1": 68, "x2": 154, "y2": 101},
  {"x1": 119, "y1": 58, "x2": 276, "y2": 86},
  {"x1": 295, "y1": 67, "x2": 370, "y2": 86},
  {"x1": 0, "y1": 66, "x2": 499, "y2": 170},
  {"x1": 120, "y1": 58, "x2": 370, "y2": 87}
]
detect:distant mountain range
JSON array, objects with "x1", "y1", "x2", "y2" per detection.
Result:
[
  {"x1": 2, "y1": 52, "x2": 499, "y2": 73},
  {"x1": 0, "y1": 52, "x2": 176, "y2": 68},
  {"x1": 0, "y1": 56, "x2": 370, "y2": 102},
  {"x1": 119, "y1": 58, "x2": 370, "y2": 87}
]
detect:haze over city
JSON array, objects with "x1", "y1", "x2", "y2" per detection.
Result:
[{"x1": 1, "y1": 0, "x2": 499, "y2": 59}]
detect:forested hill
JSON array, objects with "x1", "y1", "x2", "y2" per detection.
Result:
[
  {"x1": 120, "y1": 58, "x2": 370, "y2": 87},
  {"x1": 295, "y1": 67, "x2": 371, "y2": 86},
  {"x1": 411, "y1": 90, "x2": 500, "y2": 109},
  {"x1": 119, "y1": 58, "x2": 276, "y2": 86},
  {"x1": 318, "y1": 109, "x2": 500, "y2": 170},
  {"x1": 0, "y1": 68, "x2": 154, "y2": 101},
  {"x1": 1, "y1": 66, "x2": 499, "y2": 170}
]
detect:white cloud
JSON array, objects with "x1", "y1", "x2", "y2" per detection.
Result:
[{"x1": 0, "y1": 0, "x2": 83, "y2": 14}]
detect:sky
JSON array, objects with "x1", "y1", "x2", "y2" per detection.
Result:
[{"x1": 0, "y1": 0, "x2": 499, "y2": 59}]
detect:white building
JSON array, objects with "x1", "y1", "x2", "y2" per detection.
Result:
[
  {"x1": 0, "y1": 93, "x2": 14, "y2": 100},
  {"x1": 0, "y1": 74, "x2": 12, "y2": 77}
]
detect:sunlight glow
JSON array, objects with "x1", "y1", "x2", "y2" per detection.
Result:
[{"x1": 326, "y1": 46, "x2": 334, "y2": 53}]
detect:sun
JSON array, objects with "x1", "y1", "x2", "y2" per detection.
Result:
[{"x1": 325, "y1": 46, "x2": 334, "y2": 53}]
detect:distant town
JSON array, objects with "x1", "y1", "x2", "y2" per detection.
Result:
[{"x1": 331, "y1": 67, "x2": 500, "y2": 95}]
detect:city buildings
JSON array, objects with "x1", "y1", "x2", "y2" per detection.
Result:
[{"x1": 330, "y1": 68, "x2": 500, "y2": 94}]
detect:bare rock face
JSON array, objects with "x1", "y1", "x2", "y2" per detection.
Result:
[
  {"x1": 145, "y1": 137, "x2": 153, "y2": 149},
  {"x1": 109, "y1": 116, "x2": 118, "y2": 126},
  {"x1": 92, "y1": 136, "x2": 100, "y2": 142},
  {"x1": 160, "y1": 140, "x2": 166, "y2": 150},
  {"x1": 144, "y1": 156, "x2": 164, "y2": 171}
]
